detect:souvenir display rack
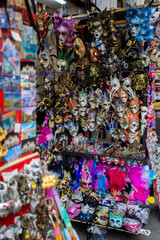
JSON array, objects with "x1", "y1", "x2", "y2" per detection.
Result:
[{"x1": 36, "y1": 1, "x2": 160, "y2": 236}]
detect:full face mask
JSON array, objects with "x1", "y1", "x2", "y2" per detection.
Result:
[
  {"x1": 130, "y1": 97, "x2": 140, "y2": 114},
  {"x1": 116, "y1": 102, "x2": 126, "y2": 118},
  {"x1": 123, "y1": 217, "x2": 142, "y2": 233},
  {"x1": 79, "y1": 92, "x2": 87, "y2": 107},
  {"x1": 87, "y1": 110, "x2": 97, "y2": 132},
  {"x1": 130, "y1": 120, "x2": 139, "y2": 133},
  {"x1": 118, "y1": 88, "x2": 129, "y2": 104},
  {"x1": 122, "y1": 77, "x2": 135, "y2": 99},
  {"x1": 80, "y1": 118, "x2": 88, "y2": 132},
  {"x1": 92, "y1": 21, "x2": 103, "y2": 40},
  {"x1": 110, "y1": 77, "x2": 120, "y2": 101},
  {"x1": 128, "y1": 132, "x2": 136, "y2": 144},
  {"x1": 79, "y1": 107, "x2": 86, "y2": 117},
  {"x1": 109, "y1": 211, "x2": 123, "y2": 228},
  {"x1": 130, "y1": 17, "x2": 141, "y2": 37}
]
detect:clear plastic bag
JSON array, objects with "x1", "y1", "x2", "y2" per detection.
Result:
[{"x1": 90, "y1": 225, "x2": 107, "y2": 240}]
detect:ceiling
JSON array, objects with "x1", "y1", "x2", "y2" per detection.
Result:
[{"x1": 38, "y1": 0, "x2": 63, "y2": 10}]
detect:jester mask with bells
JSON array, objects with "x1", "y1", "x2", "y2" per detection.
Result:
[
  {"x1": 88, "y1": 9, "x2": 109, "y2": 52},
  {"x1": 53, "y1": 13, "x2": 79, "y2": 47},
  {"x1": 87, "y1": 110, "x2": 97, "y2": 132},
  {"x1": 126, "y1": 4, "x2": 156, "y2": 41},
  {"x1": 64, "y1": 119, "x2": 79, "y2": 137},
  {"x1": 66, "y1": 99, "x2": 79, "y2": 117},
  {"x1": 129, "y1": 96, "x2": 140, "y2": 116}
]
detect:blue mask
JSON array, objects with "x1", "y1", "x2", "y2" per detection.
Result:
[{"x1": 109, "y1": 211, "x2": 123, "y2": 228}]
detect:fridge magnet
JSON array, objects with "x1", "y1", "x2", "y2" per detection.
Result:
[
  {"x1": 2, "y1": 111, "x2": 17, "y2": 132},
  {"x1": 4, "y1": 144, "x2": 21, "y2": 163},
  {"x1": 2, "y1": 75, "x2": 20, "y2": 92},
  {"x1": 4, "y1": 92, "x2": 21, "y2": 111},
  {"x1": 21, "y1": 90, "x2": 36, "y2": 106},
  {"x1": 21, "y1": 121, "x2": 36, "y2": 140},
  {"x1": 21, "y1": 106, "x2": 36, "y2": 123}
]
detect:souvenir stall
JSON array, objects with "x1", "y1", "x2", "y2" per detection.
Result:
[
  {"x1": 0, "y1": 1, "x2": 79, "y2": 239},
  {"x1": 36, "y1": 1, "x2": 160, "y2": 237}
]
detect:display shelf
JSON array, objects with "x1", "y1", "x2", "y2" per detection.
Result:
[
  {"x1": 0, "y1": 152, "x2": 39, "y2": 172},
  {"x1": 21, "y1": 59, "x2": 35, "y2": 62},
  {"x1": 70, "y1": 218, "x2": 139, "y2": 235}
]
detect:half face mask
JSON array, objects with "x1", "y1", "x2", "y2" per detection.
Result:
[
  {"x1": 109, "y1": 211, "x2": 123, "y2": 228},
  {"x1": 79, "y1": 204, "x2": 95, "y2": 222},
  {"x1": 90, "y1": 47, "x2": 102, "y2": 62},
  {"x1": 139, "y1": 53, "x2": 150, "y2": 67},
  {"x1": 123, "y1": 218, "x2": 141, "y2": 233},
  {"x1": 66, "y1": 200, "x2": 81, "y2": 219},
  {"x1": 94, "y1": 208, "x2": 109, "y2": 225}
]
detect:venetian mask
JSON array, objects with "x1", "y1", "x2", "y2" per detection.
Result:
[
  {"x1": 96, "y1": 111, "x2": 105, "y2": 126},
  {"x1": 132, "y1": 72, "x2": 147, "y2": 91},
  {"x1": 92, "y1": 21, "x2": 103, "y2": 40},
  {"x1": 128, "y1": 132, "x2": 136, "y2": 144},
  {"x1": 39, "y1": 51, "x2": 51, "y2": 69},
  {"x1": 55, "y1": 114, "x2": 63, "y2": 125},
  {"x1": 130, "y1": 120, "x2": 139, "y2": 133},
  {"x1": 80, "y1": 118, "x2": 88, "y2": 132},
  {"x1": 49, "y1": 115, "x2": 54, "y2": 128},
  {"x1": 119, "y1": 130, "x2": 127, "y2": 142},
  {"x1": 87, "y1": 110, "x2": 97, "y2": 132},
  {"x1": 66, "y1": 200, "x2": 81, "y2": 219},
  {"x1": 109, "y1": 211, "x2": 123, "y2": 228},
  {"x1": 57, "y1": 25, "x2": 67, "y2": 45},
  {"x1": 79, "y1": 107, "x2": 86, "y2": 117},
  {"x1": 139, "y1": 53, "x2": 150, "y2": 67},
  {"x1": 90, "y1": 47, "x2": 101, "y2": 62},
  {"x1": 73, "y1": 38, "x2": 86, "y2": 59},
  {"x1": 64, "y1": 119, "x2": 79, "y2": 137},
  {"x1": 94, "y1": 208, "x2": 109, "y2": 225},
  {"x1": 79, "y1": 204, "x2": 95, "y2": 222},
  {"x1": 57, "y1": 59, "x2": 68, "y2": 75},
  {"x1": 122, "y1": 77, "x2": 135, "y2": 99},
  {"x1": 141, "y1": 106, "x2": 147, "y2": 121},
  {"x1": 80, "y1": 162, "x2": 92, "y2": 189},
  {"x1": 79, "y1": 92, "x2": 87, "y2": 107},
  {"x1": 130, "y1": 97, "x2": 139, "y2": 114},
  {"x1": 141, "y1": 119, "x2": 147, "y2": 135},
  {"x1": 129, "y1": 16, "x2": 141, "y2": 37},
  {"x1": 116, "y1": 102, "x2": 126, "y2": 118},
  {"x1": 110, "y1": 77, "x2": 120, "y2": 101},
  {"x1": 119, "y1": 88, "x2": 129, "y2": 104},
  {"x1": 123, "y1": 218, "x2": 141, "y2": 233},
  {"x1": 155, "y1": 51, "x2": 160, "y2": 68}
]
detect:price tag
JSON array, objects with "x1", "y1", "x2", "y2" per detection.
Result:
[{"x1": 138, "y1": 229, "x2": 151, "y2": 236}]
